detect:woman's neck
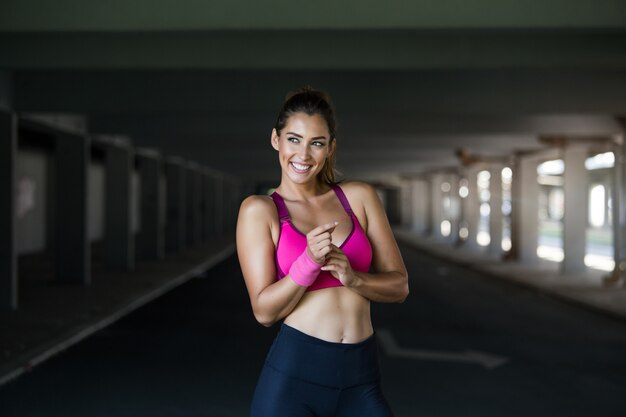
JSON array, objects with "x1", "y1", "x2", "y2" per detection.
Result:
[{"x1": 276, "y1": 180, "x2": 332, "y2": 202}]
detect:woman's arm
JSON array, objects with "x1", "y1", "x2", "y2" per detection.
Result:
[
  {"x1": 321, "y1": 182, "x2": 409, "y2": 303},
  {"x1": 236, "y1": 195, "x2": 336, "y2": 326},
  {"x1": 236, "y1": 195, "x2": 306, "y2": 326}
]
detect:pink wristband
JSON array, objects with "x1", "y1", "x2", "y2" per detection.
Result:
[{"x1": 288, "y1": 249, "x2": 323, "y2": 287}]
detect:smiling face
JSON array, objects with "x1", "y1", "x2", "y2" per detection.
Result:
[{"x1": 271, "y1": 112, "x2": 335, "y2": 185}]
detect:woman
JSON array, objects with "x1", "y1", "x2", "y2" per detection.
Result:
[{"x1": 236, "y1": 86, "x2": 409, "y2": 417}]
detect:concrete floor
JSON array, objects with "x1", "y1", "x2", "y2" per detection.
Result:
[
  {"x1": 2, "y1": 243, "x2": 626, "y2": 416},
  {"x1": 0, "y1": 238, "x2": 235, "y2": 385}
]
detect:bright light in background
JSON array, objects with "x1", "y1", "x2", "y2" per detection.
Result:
[
  {"x1": 585, "y1": 152, "x2": 614, "y2": 170},
  {"x1": 502, "y1": 167, "x2": 512, "y2": 183},
  {"x1": 585, "y1": 152, "x2": 613, "y2": 272},
  {"x1": 477, "y1": 170, "x2": 490, "y2": 188},
  {"x1": 589, "y1": 185, "x2": 606, "y2": 227},
  {"x1": 548, "y1": 188, "x2": 564, "y2": 220},
  {"x1": 459, "y1": 186, "x2": 469, "y2": 198},
  {"x1": 477, "y1": 231, "x2": 491, "y2": 246},
  {"x1": 537, "y1": 246, "x2": 615, "y2": 271},
  {"x1": 459, "y1": 227, "x2": 469, "y2": 239},
  {"x1": 441, "y1": 182, "x2": 451, "y2": 192},
  {"x1": 477, "y1": 170, "x2": 491, "y2": 246},
  {"x1": 501, "y1": 167, "x2": 512, "y2": 247},
  {"x1": 441, "y1": 220, "x2": 451, "y2": 237},
  {"x1": 537, "y1": 246, "x2": 564, "y2": 262},
  {"x1": 537, "y1": 159, "x2": 564, "y2": 175},
  {"x1": 585, "y1": 255, "x2": 614, "y2": 271}
]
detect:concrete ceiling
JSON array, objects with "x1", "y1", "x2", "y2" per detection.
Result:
[{"x1": 2, "y1": 1, "x2": 626, "y2": 184}]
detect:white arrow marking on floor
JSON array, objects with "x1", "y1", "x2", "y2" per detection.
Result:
[{"x1": 377, "y1": 329, "x2": 509, "y2": 370}]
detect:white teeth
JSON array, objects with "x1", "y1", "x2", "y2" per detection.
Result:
[{"x1": 291, "y1": 162, "x2": 312, "y2": 171}]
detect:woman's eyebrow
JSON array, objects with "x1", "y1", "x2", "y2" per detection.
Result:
[{"x1": 286, "y1": 132, "x2": 327, "y2": 140}]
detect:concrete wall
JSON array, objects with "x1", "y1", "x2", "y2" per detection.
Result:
[
  {"x1": 15, "y1": 149, "x2": 47, "y2": 254},
  {"x1": 87, "y1": 162, "x2": 105, "y2": 241},
  {"x1": 87, "y1": 163, "x2": 142, "y2": 242},
  {"x1": 15, "y1": 150, "x2": 145, "y2": 253}
]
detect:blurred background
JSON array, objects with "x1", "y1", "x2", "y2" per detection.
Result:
[{"x1": 1, "y1": 1, "x2": 626, "y2": 416}]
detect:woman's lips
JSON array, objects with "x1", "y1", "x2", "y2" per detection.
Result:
[{"x1": 290, "y1": 162, "x2": 312, "y2": 174}]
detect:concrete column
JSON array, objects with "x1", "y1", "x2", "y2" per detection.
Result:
[
  {"x1": 513, "y1": 155, "x2": 540, "y2": 264},
  {"x1": 45, "y1": 142, "x2": 57, "y2": 251},
  {"x1": 489, "y1": 163, "x2": 504, "y2": 255},
  {"x1": 104, "y1": 142, "x2": 134, "y2": 271},
  {"x1": 609, "y1": 136, "x2": 626, "y2": 286},
  {"x1": 463, "y1": 167, "x2": 481, "y2": 249},
  {"x1": 423, "y1": 179, "x2": 433, "y2": 235},
  {"x1": 1, "y1": 112, "x2": 17, "y2": 310},
  {"x1": 447, "y1": 173, "x2": 461, "y2": 244},
  {"x1": 410, "y1": 178, "x2": 429, "y2": 234},
  {"x1": 136, "y1": 148, "x2": 164, "y2": 260},
  {"x1": 399, "y1": 179, "x2": 413, "y2": 229},
  {"x1": 56, "y1": 131, "x2": 90, "y2": 284},
  {"x1": 186, "y1": 162, "x2": 202, "y2": 247},
  {"x1": 165, "y1": 157, "x2": 186, "y2": 253},
  {"x1": 429, "y1": 174, "x2": 445, "y2": 239},
  {"x1": 385, "y1": 186, "x2": 402, "y2": 226},
  {"x1": 562, "y1": 144, "x2": 588, "y2": 273}
]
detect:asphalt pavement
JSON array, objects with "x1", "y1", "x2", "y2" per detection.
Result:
[{"x1": 1, "y1": 243, "x2": 626, "y2": 417}]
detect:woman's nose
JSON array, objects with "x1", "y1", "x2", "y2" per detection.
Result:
[{"x1": 296, "y1": 147, "x2": 312, "y2": 160}]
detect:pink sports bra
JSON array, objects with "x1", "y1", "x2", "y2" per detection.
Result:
[{"x1": 270, "y1": 183, "x2": 373, "y2": 291}]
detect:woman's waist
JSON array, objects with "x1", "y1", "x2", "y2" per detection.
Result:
[
  {"x1": 284, "y1": 287, "x2": 373, "y2": 344},
  {"x1": 265, "y1": 322, "x2": 381, "y2": 388}
]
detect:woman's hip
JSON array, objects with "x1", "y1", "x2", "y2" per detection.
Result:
[{"x1": 264, "y1": 322, "x2": 381, "y2": 389}]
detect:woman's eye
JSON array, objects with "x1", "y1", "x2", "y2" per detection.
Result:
[
  {"x1": 313, "y1": 141, "x2": 325, "y2": 147},
  {"x1": 287, "y1": 137, "x2": 299, "y2": 143}
]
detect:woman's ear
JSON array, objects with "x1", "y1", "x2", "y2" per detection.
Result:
[{"x1": 271, "y1": 128, "x2": 279, "y2": 151}]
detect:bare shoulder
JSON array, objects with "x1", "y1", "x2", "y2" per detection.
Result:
[
  {"x1": 336, "y1": 181, "x2": 380, "y2": 233},
  {"x1": 337, "y1": 180, "x2": 378, "y2": 206},
  {"x1": 240, "y1": 194, "x2": 273, "y2": 211},
  {"x1": 239, "y1": 195, "x2": 277, "y2": 222}
]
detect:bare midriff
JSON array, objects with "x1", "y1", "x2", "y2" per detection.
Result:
[{"x1": 283, "y1": 286, "x2": 373, "y2": 344}]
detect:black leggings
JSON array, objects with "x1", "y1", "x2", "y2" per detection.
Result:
[{"x1": 250, "y1": 323, "x2": 394, "y2": 417}]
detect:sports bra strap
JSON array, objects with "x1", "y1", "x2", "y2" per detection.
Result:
[
  {"x1": 270, "y1": 192, "x2": 290, "y2": 222},
  {"x1": 331, "y1": 184, "x2": 354, "y2": 214}
]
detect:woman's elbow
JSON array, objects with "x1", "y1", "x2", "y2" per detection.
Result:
[
  {"x1": 396, "y1": 274, "x2": 409, "y2": 303},
  {"x1": 253, "y1": 308, "x2": 278, "y2": 327},
  {"x1": 397, "y1": 286, "x2": 409, "y2": 303}
]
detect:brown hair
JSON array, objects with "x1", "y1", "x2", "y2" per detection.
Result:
[{"x1": 274, "y1": 86, "x2": 341, "y2": 185}]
